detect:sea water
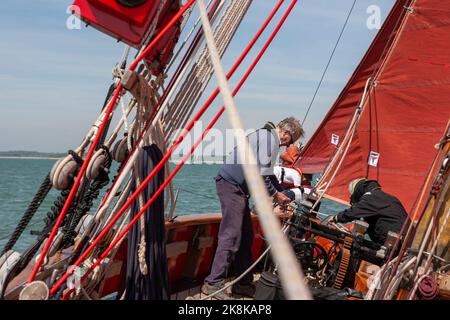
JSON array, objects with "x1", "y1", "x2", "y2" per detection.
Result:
[{"x1": 0, "y1": 158, "x2": 345, "y2": 253}]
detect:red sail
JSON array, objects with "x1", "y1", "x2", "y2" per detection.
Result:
[{"x1": 297, "y1": 0, "x2": 450, "y2": 215}]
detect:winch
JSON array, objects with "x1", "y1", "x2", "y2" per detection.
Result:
[{"x1": 258, "y1": 203, "x2": 401, "y2": 299}]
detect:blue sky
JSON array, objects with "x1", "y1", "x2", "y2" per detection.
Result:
[{"x1": 0, "y1": 0, "x2": 395, "y2": 152}]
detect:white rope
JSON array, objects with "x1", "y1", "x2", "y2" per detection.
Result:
[
  {"x1": 135, "y1": 103, "x2": 149, "y2": 276},
  {"x1": 382, "y1": 256, "x2": 416, "y2": 300},
  {"x1": 165, "y1": 0, "x2": 222, "y2": 73},
  {"x1": 66, "y1": 5, "x2": 255, "y2": 290},
  {"x1": 105, "y1": 97, "x2": 135, "y2": 149},
  {"x1": 120, "y1": 99, "x2": 129, "y2": 133},
  {"x1": 162, "y1": 1, "x2": 229, "y2": 125},
  {"x1": 365, "y1": 256, "x2": 398, "y2": 300},
  {"x1": 90, "y1": 0, "x2": 250, "y2": 227},
  {"x1": 119, "y1": 46, "x2": 131, "y2": 67},
  {"x1": 71, "y1": 211, "x2": 132, "y2": 300},
  {"x1": 164, "y1": 0, "x2": 250, "y2": 137},
  {"x1": 311, "y1": 77, "x2": 374, "y2": 211},
  {"x1": 197, "y1": 0, "x2": 311, "y2": 300},
  {"x1": 162, "y1": 0, "x2": 243, "y2": 211},
  {"x1": 92, "y1": 179, "x2": 133, "y2": 238},
  {"x1": 413, "y1": 177, "x2": 450, "y2": 273},
  {"x1": 74, "y1": 105, "x2": 110, "y2": 156}
]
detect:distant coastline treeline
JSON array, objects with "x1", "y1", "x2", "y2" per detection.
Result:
[
  {"x1": 0, "y1": 151, "x2": 225, "y2": 163},
  {"x1": 0, "y1": 151, "x2": 66, "y2": 158}
]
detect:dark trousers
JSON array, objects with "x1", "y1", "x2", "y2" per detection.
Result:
[{"x1": 205, "y1": 176, "x2": 254, "y2": 285}]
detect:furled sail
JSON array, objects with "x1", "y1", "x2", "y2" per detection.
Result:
[{"x1": 297, "y1": 0, "x2": 450, "y2": 215}]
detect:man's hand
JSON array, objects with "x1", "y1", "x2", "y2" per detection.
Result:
[
  {"x1": 326, "y1": 215, "x2": 338, "y2": 224},
  {"x1": 273, "y1": 192, "x2": 291, "y2": 205}
]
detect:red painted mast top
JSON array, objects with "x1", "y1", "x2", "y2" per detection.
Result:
[{"x1": 72, "y1": 0, "x2": 162, "y2": 46}]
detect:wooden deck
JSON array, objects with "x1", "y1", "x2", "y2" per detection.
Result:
[{"x1": 172, "y1": 274, "x2": 261, "y2": 300}]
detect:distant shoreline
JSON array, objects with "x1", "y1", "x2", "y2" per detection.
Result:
[
  {"x1": 0, "y1": 156, "x2": 223, "y2": 164},
  {"x1": 171, "y1": 160, "x2": 224, "y2": 165},
  {"x1": 0, "y1": 156, "x2": 60, "y2": 160}
]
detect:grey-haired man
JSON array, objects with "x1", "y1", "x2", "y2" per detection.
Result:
[{"x1": 202, "y1": 117, "x2": 304, "y2": 299}]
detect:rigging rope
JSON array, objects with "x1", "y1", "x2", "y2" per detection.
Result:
[
  {"x1": 61, "y1": 162, "x2": 111, "y2": 249},
  {"x1": 90, "y1": 0, "x2": 230, "y2": 228},
  {"x1": 0, "y1": 174, "x2": 52, "y2": 256},
  {"x1": 375, "y1": 126, "x2": 450, "y2": 298},
  {"x1": 197, "y1": 0, "x2": 310, "y2": 300},
  {"x1": 318, "y1": 1, "x2": 425, "y2": 299},
  {"x1": 165, "y1": 0, "x2": 221, "y2": 73},
  {"x1": 302, "y1": 0, "x2": 357, "y2": 125},
  {"x1": 0, "y1": 188, "x2": 74, "y2": 299},
  {"x1": 28, "y1": 0, "x2": 197, "y2": 284},
  {"x1": 91, "y1": 0, "x2": 236, "y2": 227},
  {"x1": 164, "y1": 0, "x2": 251, "y2": 138},
  {"x1": 311, "y1": 77, "x2": 373, "y2": 211},
  {"x1": 49, "y1": 0, "x2": 294, "y2": 297},
  {"x1": 88, "y1": 0, "x2": 256, "y2": 237},
  {"x1": 407, "y1": 208, "x2": 449, "y2": 300}
]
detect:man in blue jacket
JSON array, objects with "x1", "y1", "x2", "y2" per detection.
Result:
[{"x1": 202, "y1": 117, "x2": 304, "y2": 299}]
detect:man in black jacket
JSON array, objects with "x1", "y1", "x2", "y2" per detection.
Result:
[{"x1": 330, "y1": 178, "x2": 410, "y2": 245}]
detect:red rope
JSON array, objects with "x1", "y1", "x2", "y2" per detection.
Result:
[
  {"x1": 28, "y1": 0, "x2": 196, "y2": 284},
  {"x1": 417, "y1": 276, "x2": 439, "y2": 300},
  {"x1": 54, "y1": 0, "x2": 296, "y2": 298},
  {"x1": 96, "y1": 0, "x2": 285, "y2": 225},
  {"x1": 99, "y1": 0, "x2": 221, "y2": 209}
]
